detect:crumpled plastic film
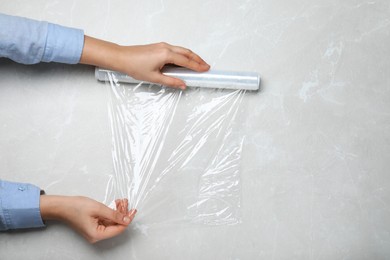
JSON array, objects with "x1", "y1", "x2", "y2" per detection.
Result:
[{"x1": 102, "y1": 71, "x2": 246, "y2": 225}]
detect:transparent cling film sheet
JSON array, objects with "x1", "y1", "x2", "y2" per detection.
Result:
[{"x1": 102, "y1": 71, "x2": 248, "y2": 226}]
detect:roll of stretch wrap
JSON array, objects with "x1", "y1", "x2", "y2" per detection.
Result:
[{"x1": 95, "y1": 66, "x2": 260, "y2": 91}]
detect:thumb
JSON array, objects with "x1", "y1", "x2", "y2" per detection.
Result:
[{"x1": 99, "y1": 204, "x2": 131, "y2": 225}]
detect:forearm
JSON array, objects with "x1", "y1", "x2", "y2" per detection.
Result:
[
  {"x1": 0, "y1": 13, "x2": 83, "y2": 64},
  {"x1": 0, "y1": 180, "x2": 44, "y2": 231}
]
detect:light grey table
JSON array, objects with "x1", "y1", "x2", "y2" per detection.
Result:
[{"x1": 1, "y1": 1, "x2": 389, "y2": 259}]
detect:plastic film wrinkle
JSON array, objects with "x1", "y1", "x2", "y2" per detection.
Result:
[{"x1": 104, "y1": 71, "x2": 245, "y2": 225}]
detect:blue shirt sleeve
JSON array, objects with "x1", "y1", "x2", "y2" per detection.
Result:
[
  {"x1": 0, "y1": 180, "x2": 45, "y2": 231},
  {"x1": 0, "y1": 13, "x2": 84, "y2": 64}
]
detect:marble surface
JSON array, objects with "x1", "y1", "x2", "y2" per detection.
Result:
[{"x1": 1, "y1": 0, "x2": 390, "y2": 259}]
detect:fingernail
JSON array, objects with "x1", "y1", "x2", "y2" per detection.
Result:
[
  {"x1": 180, "y1": 85, "x2": 186, "y2": 90},
  {"x1": 123, "y1": 216, "x2": 131, "y2": 223}
]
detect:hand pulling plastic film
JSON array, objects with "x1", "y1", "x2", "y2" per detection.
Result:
[{"x1": 102, "y1": 71, "x2": 247, "y2": 226}]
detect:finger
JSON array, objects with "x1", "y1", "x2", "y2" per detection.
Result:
[
  {"x1": 153, "y1": 73, "x2": 186, "y2": 89},
  {"x1": 99, "y1": 208, "x2": 129, "y2": 226},
  {"x1": 117, "y1": 199, "x2": 127, "y2": 214},
  {"x1": 170, "y1": 46, "x2": 210, "y2": 68},
  {"x1": 94, "y1": 209, "x2": 137, "y2": 242},
  {"x1": 120, "y1": 200, "x2": 127, "y2": 214},
  {"x1": 92, "y1": 209, "x2": 137, "y2": 242},
  {"x1": 128, "y1": 209, "x2": 137, "y2": 219},
  {"x1": 97, "y1": 203, "x2": 131, "y2": 225},
  {"x1": 123, "y1": 199, "x2": 129, "y2": 213},
  {"x1": 102, "y1": 199, "x2": 129, "y2": 226},
  {"x1": 101, "y1": 199, "x2": 120, "y2": 226},
  {"x1": 168, "y1": 52, "x2": 209, "y2": 72}
]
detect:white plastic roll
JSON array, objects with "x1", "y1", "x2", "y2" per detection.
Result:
[{"x1": 95, "y1": 66, "x2": 260, "y2": 91}]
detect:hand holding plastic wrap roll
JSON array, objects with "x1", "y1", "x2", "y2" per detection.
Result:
[{"x1": 80, "y1": 39, "x2": 211, "y2": 90}]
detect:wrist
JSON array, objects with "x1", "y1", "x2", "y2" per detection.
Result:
[
  {"x1": 80, "y1": 35, "x2": 122, "y2": 71},
  {"x1": 40, "y1": 195, "x2": 69, "y2": 221}
]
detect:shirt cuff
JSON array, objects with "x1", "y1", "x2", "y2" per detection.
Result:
[
  {"x1": 0, "y1": 180, "x2": 45, "y2": 231},
  {"x1": 42, "y1": 23, "x2": 84, "y2": 64}
]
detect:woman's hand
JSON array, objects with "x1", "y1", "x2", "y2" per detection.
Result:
[
  {"x1": 40, "y1": 195, "x2": 136, "y2": 243},
  {"x1": 80, "y1": 36, "x2": 210, "y2": 89}
]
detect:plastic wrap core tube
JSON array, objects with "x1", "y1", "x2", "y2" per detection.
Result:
[{"x1": 95, "y1": 66, "x2": 260, "y2": 91}]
